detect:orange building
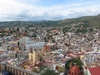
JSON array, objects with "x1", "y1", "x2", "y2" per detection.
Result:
[
  {"x1": 70, "y1": 64, "x2": 80, "y2": 75},
  {"x1": 42, "y1": 46, "x2": 50, "y2": 52}
]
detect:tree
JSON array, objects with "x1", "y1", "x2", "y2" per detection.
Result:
[
  {"x1": 34, "y1": 65, "x2": 58, "y2": 75},
  {"x1": 0, "y1": 33, "x2": 5, "y2": 37},
  {"x1": 89, "y1": 28, "x2": 93, "y2": 32},
  {"x1": 52, "y1": 39, "x2": 55, "y2": 43},
  {"x1": 17, "y1": 27, "x2": 19, "y2": 31},
  {"x1": 64, "y1": 43, "x2": 70, "y2": 47},
  {"x1": 41, "y1": 68, "x2": 58, "y2": 75},
  {"x1": 65, "y1": 58, "x2": 83, "y2": 69}
]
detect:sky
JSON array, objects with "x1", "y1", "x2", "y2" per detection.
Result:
[{"x1": 0, "y1": 0, "x2": 100, "y2": 21}]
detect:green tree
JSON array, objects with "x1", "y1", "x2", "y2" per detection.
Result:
[
  {"x1": 34, "y1": 65, "x2": 58, "y2": 75},
  {"x1": 0, "y1": 33, "x2": 5, "y2": 37},
  {"x1": 52, "y1": 39, "x2": 55, "y2": 43},
  {"x1": 65, "y1": 58, "x2": 83, "y2": 69},
  {"x1": 41, "y1": 68, "x2": 58, "y2": 75}
]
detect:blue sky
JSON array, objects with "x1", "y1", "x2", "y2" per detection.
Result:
[{"x1": 0, "y1": 0, "x2": 100, "y2": 21}]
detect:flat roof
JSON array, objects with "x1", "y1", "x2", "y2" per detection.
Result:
[{"x1": 89, "y1": 67, "x2": 100, "y2": 75}]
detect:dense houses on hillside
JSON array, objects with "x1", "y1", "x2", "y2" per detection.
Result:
[{"x1": 0, "y1": 25, "x2": 100, "y2": 75}]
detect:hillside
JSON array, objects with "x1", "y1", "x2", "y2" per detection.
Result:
[
  {"x1": 59, "y1": 14, "x2": 100, "y2": 28},
  {"x1": 0, "y1": 21, "x2": 60, "y2": 28},
  {"x1": 0, "y1": 14, "x2": 100, "y2": 28}
]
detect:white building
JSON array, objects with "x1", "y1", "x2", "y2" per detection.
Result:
[
  {"x1": 26, "y1": 41, "x2": 45, "y2": 50},
  {"x1": 19, "y1": 37, "x2": 29, "y2": 50},
  {"x1": 0, "y1": 54, "x2": 8, "y2": 61},
  {"x1": 19, "y1": 37, "x2": 45, "y2": 50}
]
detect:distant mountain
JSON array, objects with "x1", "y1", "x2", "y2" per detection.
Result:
[
  {"x1": 0, "y1": 14, "x2": 100, "y2": 28},
  {"x1": 59, "y1": 14, "x2": 100, "y2": 28},
  {"x1": 0, "y1": 21, "x2": 36, "y2": 28},
  {"x1": 0, "y1": 21, "x2": 60, "y2": 28}
]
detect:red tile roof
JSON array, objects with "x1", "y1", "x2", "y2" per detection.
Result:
[
  {"x1": 70, "y1": 65, "x2": 80, "y2": 72},
  {"x1": 43, "y1": 46, "x2": 50, "y2": 51},
  {"x1": 89, "y1": 67, "x2": 100, "y2": 75}
]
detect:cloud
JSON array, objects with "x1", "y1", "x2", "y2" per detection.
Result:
[{"x1": 0, "y1": 0, "x2": 100, "y2": 21}]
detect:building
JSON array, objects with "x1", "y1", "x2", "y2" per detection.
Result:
[
  {"x1": 16, "y1": 51, "x2": 25, "y2": 60},
  {"x1": 9, "y1": 51, "x2": 16, "y2": 59},
  {"x1": 28, "y1": 48, "x2": 39, "y2": 65},
  {"x1": 88, "y1": 67, "x2": 100, "y2": 75},
  {"x1": 0, "y1": 54, "x2": 8, "y2": 61},
  {"x1": 83, "y1": 66, "x2": 100, "y2": 75},
  {"x1": 42, "y1": 46, "x2": 50, "y2": 52},
  {"x1": 19, "y1": 37, "x2": 45, "y2": 50},
  {"x1": 80, "y1": 53, "x2": 100, "y2": 75},
  {"x1": 69, "y1": 63, "x2": 80, "y2": 75},
  {"x1": 19, "y1": 37, "x2": 29, "y2": 51}
]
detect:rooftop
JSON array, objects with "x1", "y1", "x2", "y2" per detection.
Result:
[{"x1": 89, "y1": 67, "x2": 100, "y2": 75}]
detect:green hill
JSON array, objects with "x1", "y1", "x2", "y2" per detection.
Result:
[
  {"x1": 59, "y1": 14, "x2": 100, "y2": 28},
  {"x1": 0, "y1": 14, "x2": 100, "y2": 28}
]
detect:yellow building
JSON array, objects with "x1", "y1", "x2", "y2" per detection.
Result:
[{"x1": 29, "y1": 48, "x2": 39, "y2": 64}]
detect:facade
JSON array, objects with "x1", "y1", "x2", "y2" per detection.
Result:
[
  {"x1": 83, "y1": 66, "x2": 100, "y2": 75},
  {"x1": 19, "y1": 37, "x2": 45, "y2": 50},
  {"x1": 16, "y1": 52, "x2": 25, "y2": 59},
  {"x1": 29, "y1": 48, "x2": 39, "y2": 65},
  {"x1": 19, "y1": 37, "x2": 29, "y2": 50},
  {"x1": 9, "y1": 51, "x2": 16, "y2": 59},
  {"x1": 0, "y1": 54, "x2": 8, "y2": 61},
  {"x1": 70, "y1": 64, "x2": 80, "y2": 75},
  {"x1": 26, "y1": 41, "x2": 45, "y2": 50},
  {"x1": 81, "y1": 54, "x2": 100, "y2": 75}
]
